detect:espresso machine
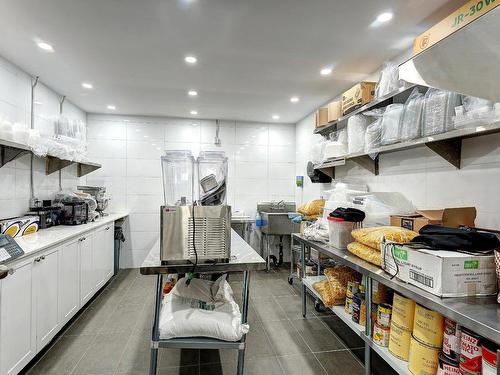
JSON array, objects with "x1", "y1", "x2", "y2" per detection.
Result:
[{"x1": 160, "y1": 150, "x2": 231, "y2": 264}]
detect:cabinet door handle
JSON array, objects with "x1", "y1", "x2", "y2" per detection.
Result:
[
  {"x1": 0, "y1": 265, "x2": 13, "y2": 279},
  {"x1": 40, "y1": 256, "x2": 46, "y2": 261},
  {"x1": 105, "y1": 227, "x2": 110, "y2": 231},
  {"x1": 34, "y1": 257, "x2": 41, "y2": 263},
  {"x1": 79, "y1": 237, "x2": 86, "y2": 242}
]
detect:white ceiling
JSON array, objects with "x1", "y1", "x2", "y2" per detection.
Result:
[{"x1": 0, "y1": 0, "x2": 458, "y2": 123}]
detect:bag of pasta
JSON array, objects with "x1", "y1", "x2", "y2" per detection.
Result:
[
  {"x1": 314, "y1": 266, "x2": 361, "y2": 307},
  {"x1": 347, "y1": 242, "x2": 381, "y2": 266},
  {"x1": 298, "y1": 199, "x2": 325, "y2": 218},
  {"x1": 351, "y1": 226, "x2": 418, "y2": 250}
]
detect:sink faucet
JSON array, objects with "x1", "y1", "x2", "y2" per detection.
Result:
[{"x1": 271, "y1": 200, "x2": 285, "y2": 210}]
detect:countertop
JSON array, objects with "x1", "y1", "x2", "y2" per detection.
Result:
[
  {"x1": 11, "y1": 213, "x2": 129, "y2": 261},
  {"x1": 140, "y1": 229, "x2": 265, "y2": 274}
]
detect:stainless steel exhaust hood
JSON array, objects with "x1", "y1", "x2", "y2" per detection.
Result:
[{"x1": 400, "y1": 6, "x2": 500, "y2": 102}]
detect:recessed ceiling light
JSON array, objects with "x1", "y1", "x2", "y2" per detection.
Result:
[
  {"x1": 190, "y1": 110, "x2": 198, "y2": 115},
  {"x1": 290, "y1": 96, "x2": 300, "y2": 103},
  {"x1": 36, "y1": 41, "x2": 54, "y2": 52},
  {"x1": 185, "y1": 56, "x2": 197, "y2": 64},
  {"x1": 107, "y1": 105, "x2": 116, "y2": 110},
  {"x1": 188, "y1": 90, "x2": 198, "y2": 96},
  {"x1": 272, "y1": 114, "x2": 280, "y2": 120},
  {"x1": 320, "y1": 67, "x2": 333, "y2": 76},
  {"x1": 376, "y1": 12, "x2": 393, "y2": 23},
  {"x1": 81, "y1": 82, "x2": 93, "y2": 89}
]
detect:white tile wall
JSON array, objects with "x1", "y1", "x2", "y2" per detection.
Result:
[
  {"x1": 87, "y1": 114, "x2": 296, "y2": 267},
  {"x1": 295, "y1": 114, "x2": 500, "y2": 229},
  {"x1": 0, "y1": 55, "x2": 86, "y2": 219}
]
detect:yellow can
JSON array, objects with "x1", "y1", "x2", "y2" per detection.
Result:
[
  {"x1": 408, "y1": 335, "x2": 440, "y2": 375},
  {"x1": 413, "y1": 304, "x2": 444, "y2": 348},
  {"x1": 392, "y1": 293, "x2": 416, "y2": 331},
  {"x1": 388, "y1": 321, "x2": 412, "y2": 361}
]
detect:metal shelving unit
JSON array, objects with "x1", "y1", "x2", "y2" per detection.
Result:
[
  {"x1": 302, "y1": 275, "x2": 412, "y2": 375},
  {"x1": 294, "y1": 234, "x2": 500, "y2": 375},
  {"x1": 0, "y1": 138, "x2": 101, "y2": 176}
]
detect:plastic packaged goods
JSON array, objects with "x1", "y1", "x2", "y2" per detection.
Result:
[
  {"x1": 380, "y1": 104, "x2": 404, "y2": 145},
  {"x1": 323, "y1": 129, "x2": 347, "y2": 159},
  {"x1": 347, "y1": 115, "x2": 370, "y2": 154},
  {"x1": 311, "y1": 138, "x2": 327, "y2": 164},
  {"x1": 399, "y1": 88, "x2": 424, "y2": 141},
  {"x1": 422, "y1": 88, "x2": 461, "y2": 136},
  {"x1": 313, "y1": 266, "x2": 362, "y2": 307},
  {"x1": 159, "y1": 275, "x2": 249, "y2": 341},
  {"x1": 364, "y1": 118, "x2": 382, "y2": 154},
  {"x1": 375, "y1": 62, "x2": 400, "y2": 99},
  {"x1": 346, "y1": 242, "x2": 381, "y2": 266},
  {"x1": 454, "y1": 95, "x2": 497, "y2": 129},
  {"x1": 351, "y1": 226, "x2": 418, "y2": 250}
]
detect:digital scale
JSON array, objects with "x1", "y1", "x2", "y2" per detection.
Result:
[{"x1": 0, "y1": 234, "x2": 25, "y2": 264}]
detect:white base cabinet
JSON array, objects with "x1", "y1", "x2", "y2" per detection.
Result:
[{"x1": 0, "y1": 224, "x2": 115, "y2": 375}]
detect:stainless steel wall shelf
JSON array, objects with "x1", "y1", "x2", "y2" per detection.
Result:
[
  {"x1": 0, "y1": 138, "x2": 101, "y2": 176},
  {"x1": 314, "y1": 121, "x2": 500, "y2": 176}
]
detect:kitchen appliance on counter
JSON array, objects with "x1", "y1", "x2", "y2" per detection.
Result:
[
  {"x1": 160, "y1": 150, "x2": 231, "y2": 264},
  {"x1": 77, "y1": 186, "x2": 109, "y2": 216},
  {"x1": 0, "y1": 234, "x2": 24, "y2": 266},
  {"x1": 61, "y1": 202, "x2": 89, "y2": 225},
  {"x1": 27, "y1": 205, "x2": 62, "y2": 229}
]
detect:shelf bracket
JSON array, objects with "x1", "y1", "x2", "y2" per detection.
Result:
[
  {"x1": 45, "y1": 156, "x2": 73, "y2": 175},
  {"x1": 77, "y1": 162, "x2": 101, "y2": 177},
  {"x1": 425, "y1": 138, "x2": 462, "y2": 169},
  {"x1": 350, "y1": 155, "x2": 379, "y2": 175},
  {"x1": 0, "y1": 146, "x2": 29, "y2": 168},
  {"x1": 317, "y1": 166, "x2": 335, "y2": 180}
]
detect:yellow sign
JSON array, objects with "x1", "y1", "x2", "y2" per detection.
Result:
[{"x1": 413, "y1": 0, "x2": 499, "y2": 55}]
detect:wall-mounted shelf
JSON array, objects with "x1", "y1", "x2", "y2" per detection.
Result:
[
  {"x1": 314, "y1": 84, "x2": 427, "y2": 136},
  {"x1": 0, "y1": 138, "x2": 101, "y2": 176},
  {"x1": 314, "y1": 120, "x2": 500, "y2": 176}
]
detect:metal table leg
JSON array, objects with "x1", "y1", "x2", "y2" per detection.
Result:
[
  {"x1": 364, "y1": 276, "x2": 373, "y2": 375},
  {"x1": 301, "y1": 242, "x2": 307, "y2": 317},
  {"x1": 237, "y1": 271, "x2": 251, "y2": 375},
  {"x1": 265, "y1": 234, "x2": 271, "y2": 272},
  {"x1": 149, "y1": 274, "x2": 163, "y2": 375}
]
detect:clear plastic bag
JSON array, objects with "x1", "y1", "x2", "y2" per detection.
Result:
[
  {"x1": 364, "y1": 118, "x2": 382, "y2": 155},
  {"x1": 323, "y1": 129, "x2": 347, "y2": 159},
  {"x1": 375, "y1": 62, "x2": 400, "y2": 98},
  {"x1": 311, "y1": 138, "x2": 327, "y2": 164},
  {"x1": 381, "y1": 104, "x2": 404, "y2": 145},
  {"x1": 454, "y1": 96, "x2": 496, "y2": 129},
  {"x1": 422, "y1": 89, "x2": 461, "y2": 136},
  {"x1": 347, "y1": 115, "x2": 370, "y2": 154},
  {"x1": 400, "y1": 88, "x2": 424, "y2": 141}
]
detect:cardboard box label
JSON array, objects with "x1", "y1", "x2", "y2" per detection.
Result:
[
  {"x1": 464, "y1": 260, "x2": 479, "y2": 269},
  {"x1": 413, "y1": 0, "x2": 499, "y2": 55}
]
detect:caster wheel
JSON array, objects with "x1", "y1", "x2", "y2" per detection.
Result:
[
  {"x1": 314, "y1": 301, "x2": 323, "y2": 313},
  {"x1": 287, "y1": 276, "x2": 293, "y2": 285}
]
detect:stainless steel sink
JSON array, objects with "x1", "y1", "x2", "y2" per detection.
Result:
[{"x1": 260, "y1": 212, "x2": 300, "y2": 235}]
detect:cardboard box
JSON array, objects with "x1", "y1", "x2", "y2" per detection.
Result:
[
  {"x1": 327, "y1": 101, "x2": 342, "y2": 123},
  {"x1": 390, "y1": 207, "x2": 476, "y2": 232},
  {"x1": 315, "y1": 107, "x2": 329, "y2": 128},
  {"x1": 342, "y1": 81, "x2": 376, "y2": 115},
  {"x1": 413, "y1": 0, "x2": 499, "y2": 55},
  {"x1": 382, "y1": 243, "x2": 497, "y2": 297}
]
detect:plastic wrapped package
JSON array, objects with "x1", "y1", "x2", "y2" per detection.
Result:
[
  {"x1": 422, "y1": 89, "x2": 461, "y2": 136},
  {"x1": 454, "y1": 96, "x2": 497, "y2": 129},
  {"x1": 364, "y1": 118, "x2": 382, "y2": 154},
  {"x1": 27, "y1": 129, "x2": 49, "y2": 157},
  {"x1": 351, "y1": 226, "x2": 418, "y2": 250},
  {"x1": 311, "y1": 139, "x2": 327, "y2": 164},
  {"x1": 375, "y1": 62, "x2": 400, "y2": 98},
  {"x1": 347, "y1": 242, "x2": 381, "y2": 266},
  {"x1": 400, "y1": 88, "x2": 424, "y2": 141},
  {"x1": 323, "y1": 129, "x2": 347, "y2": 159},
  {"x1": 381, "y1": 104, "x2": 404, "y2": 145},
  {"x1": 0, "y1": 120, "x2": 14, "y2": 141},
  {"x1": 347, "y1": 115, "x2": 370, "y2": 154},
  {"x1": 313, "y1": 266, "x2": 361, "y2": 307}
]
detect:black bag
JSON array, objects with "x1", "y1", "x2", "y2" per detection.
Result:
[
  {"x1": 411, "y1": 225, "x2": 500, "y2": 253},
  {"x1": 329, "y1": 207, "x2": 365, "y2": 223}
]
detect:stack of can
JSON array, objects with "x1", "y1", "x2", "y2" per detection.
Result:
[
  {"x1": 388, "y1": 293, "x2": 415, "y2": 361},
  {"x1": 345, "y1": 280, "x2": 359, "y2": 315},
  {"x1": 373, "y1": 303, "x2": 392, "y2": 347},
  {"x1": 408, "y1": 304, "x2": 444, "y2": 375},
  {"x1": 437, "y1": 318, "x2": 461, "y2": 374}
]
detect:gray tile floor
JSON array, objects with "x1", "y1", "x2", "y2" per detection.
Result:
[{"x1": 26, "y1": 268, "x2": 364, "y2": 375}]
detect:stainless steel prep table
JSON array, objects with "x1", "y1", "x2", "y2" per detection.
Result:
[
  {"x1": 140, "y1": 230, "x2": 266, "y2": 375},
  {"x1": 292, "y1": 233, "x2": 500, "y2": 375}
]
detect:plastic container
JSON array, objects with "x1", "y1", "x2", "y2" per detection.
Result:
[
  {"x1": 161, "y1": 150, "x2": 195, "y2": 206},
  {"x1": 400, "y1": 88, "x2": 424, "y2": 141},
  {"x1": 422, "y1": 89, "x2": 461, "y2": 136},
  {"x1": 381, "y1": 104, "x2": 404, "y2": 145},
  {"x1": 197, "y1": 151, "x2": 228, "y2": 206},
  {"x1": 327, "y1": 216, "x2": 355, "y2": 249}
]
